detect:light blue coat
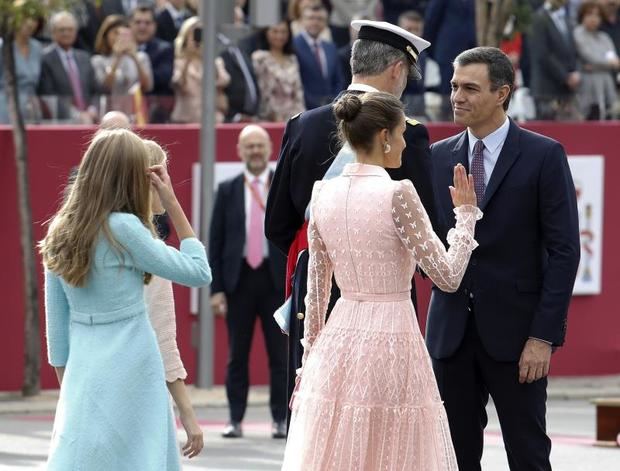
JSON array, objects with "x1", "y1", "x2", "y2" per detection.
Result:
[{"x1": 45, "y1": 212, "x2": 211, "y2": 470}]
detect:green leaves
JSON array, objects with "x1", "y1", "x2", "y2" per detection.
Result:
[{"x1": 0, "y1": 0, "x2": 76, "y2": 38}]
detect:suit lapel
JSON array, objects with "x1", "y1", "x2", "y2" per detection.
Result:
[
  {"x1": 451, "y1": 130, "x2": 469, "y2": 172},
  {"x1": 480, "y1": 119, "x2": 521, "y2": 211},
  {"x1": 52, "y1": 49, "x2": 70, "y2": 91},
  {"x1": 544, "y1": 10, "x2": 571, "y2": 54},
  {"x1": 234, "y1": 174, "x2": 245, "y2": 221}
]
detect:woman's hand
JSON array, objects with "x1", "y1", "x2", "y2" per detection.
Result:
[
  {"x1": 112, "y1": 38, "x2": 126, "y2": 56},
  {"x1": 148, "y1": 165, "x2": 178, "y2": 212},
  {"x1": 449, "y1": 163, "x2": 477, "y2": 207},
  {"x1": 179, "y1": 408, "x2": 204, "y2": 458}
]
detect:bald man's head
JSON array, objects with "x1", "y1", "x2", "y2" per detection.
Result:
[
  {"x1": 237, "y1": 125, "x2": 272, "y2": 176},
  {"x1": 100, "y1": 111, "x2": 131, "y2": 130}
]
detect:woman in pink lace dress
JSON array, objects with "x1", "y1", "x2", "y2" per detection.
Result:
[
  {"x1": 282, "y1": 92, "x2": 481, "y2": 470},
  {"x1": 252, "y1": 20, "x2": 305, "y2": 122},
  {"x1": 144, "y1": 139, "x2": 203, "y2": 459}
]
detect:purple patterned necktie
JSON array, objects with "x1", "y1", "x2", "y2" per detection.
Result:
[{"x1": 472, "y1": 139, "x2": 486, "y2": 205}]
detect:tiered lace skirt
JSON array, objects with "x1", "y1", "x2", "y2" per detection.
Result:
[{"x1": 282, "y1": 296, "x2": 458, "y2": 471}]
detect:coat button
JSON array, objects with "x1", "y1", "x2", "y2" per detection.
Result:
[
  {"x1": 463, "y1": 288, "x2": 469, "y2": 295},
  {"x1": 469, "y1": 292, "x2": 474, "y2": 299},
  {"x1": 296, "y1": 312, "x2": 305, "y2": 320},
  {"x1": 471, "y1": 258, "x2": 477, "y2": 266}
]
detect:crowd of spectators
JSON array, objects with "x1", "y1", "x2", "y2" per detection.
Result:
[{"x1": 2, "y1": 0, "x2": 620, "y2": 125}]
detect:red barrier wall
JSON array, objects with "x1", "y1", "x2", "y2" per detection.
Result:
[{"x1": 0, "y1": 121, "x2": 618, "y2": 391}]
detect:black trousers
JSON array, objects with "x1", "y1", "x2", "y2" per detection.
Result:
[
  {"x1": 225, "y1": 261, "x2": 287, "y2": 423},
  {"x1": 432, "y1": 314, "x2": 552, "y2": 471}
]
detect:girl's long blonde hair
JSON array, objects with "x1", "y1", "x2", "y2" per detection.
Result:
[{"x1": 40, "y1": 129, "x2": 154, "y2": 287}]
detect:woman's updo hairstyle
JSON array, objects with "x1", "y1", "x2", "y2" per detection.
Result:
[{"x1": 333, "y1": 92, "x2": 405, "y2": 153}]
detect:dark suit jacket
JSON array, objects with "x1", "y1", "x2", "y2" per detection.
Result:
[
  {"x1": 293, "y1": 35, "x2": 344, "y2": 110},
  {"x1": 37, "y1": 45, "x2": 100, "y2": 119},
  {"x1": 141, "y1": 38, "x2": 174, "y2": 95},
  {"x1": 427, "y1": 119, "x2": 580, "y2": 362},
  {"x1": 529, "y1": 7, "x2": 578, "y2": 99},
  {"x1": 423, "y1": 0, "x2": 476, "y2": 66},
  {"x1": 219, "y1": 48, "x2": 260, "y2": 120},
  {"x1": 265, "y1": 93, "x2": 438, "y2": 255},
  {"x1": 155, "y1": 8, "x2": 191, "y2": 44},
  {"x1": 209, "y1": 172, "x2": 286, "y2": 295}
]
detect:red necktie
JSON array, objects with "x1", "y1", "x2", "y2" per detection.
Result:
[
  {"x1": 313, "y1": 40, "x2": 325, "y2": 78},
  {"x1": 247, "y1": 177, "x2": 264, "y2": 269},
  {"x1": 66, "y1": 52, "x2": 85, "y2": 111}
]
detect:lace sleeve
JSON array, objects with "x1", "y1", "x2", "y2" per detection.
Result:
[
  {"x1": 300, "y1": 184, "x2": 333, "y2": 372},
  {"x1": 392, "y1": 180, "x2": 482, "y2": 293},
  {"x1": 144, "y1": 276, "x2": 187, "y2": 382}
]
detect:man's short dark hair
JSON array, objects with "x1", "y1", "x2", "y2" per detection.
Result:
[
  {"x1": 453, "y1": 47, "x2": 515, "y2": 111},
  {"x1": 130, "y1": 3, "x2": 156, "y2": 21},
  {"x1": 397, "y1": 10, "x2": 423, "y2": 25}
]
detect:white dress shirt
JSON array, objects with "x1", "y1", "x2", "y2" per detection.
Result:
[
  {"x1": 301, "y1": 31, "x2": 327, "y2": 78},
  {"x1": 467, "y1": 117, "x2": 510, "y2": 187}
]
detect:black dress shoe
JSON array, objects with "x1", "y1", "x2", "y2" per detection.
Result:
[
  {"x1": 272, "y1": 420, "x2": 287, "y2": 439},
  {"x1": 222, "y1": 422, "x2": 243, "y2": 438}
]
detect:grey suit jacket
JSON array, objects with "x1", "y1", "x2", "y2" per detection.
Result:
[
  {"x1": 529, "y1": 7, "x2": 578, "y2": 99},
  {"x1": 38, "y1": 45, "x2": 100, "y2": 119}
]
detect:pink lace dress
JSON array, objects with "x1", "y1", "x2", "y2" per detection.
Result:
[{"x1": 282, "y1": 163, "x2": 482, "y2": 471}]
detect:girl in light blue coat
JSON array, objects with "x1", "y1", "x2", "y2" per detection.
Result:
[{"x1": 40, "y1": 129, "x2": 212, "y2": 470}]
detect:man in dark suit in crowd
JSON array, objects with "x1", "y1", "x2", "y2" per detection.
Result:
[
  {"x1": 398, "y1": 10, "x2": 428, "y2": 119},
  {"x1": 71, "y1": 0, "x2": 156, "y2": 53},
  {"x1": 293, "y1": 5, "x2": 344, "y2": 110},
  {"x1": 38, "y1": 11, "x2": 100, "y2": 123},
  {"x1": 209, "y1": 125, "x2": 288, "y2": 440},
  {"x1": 130, "y1": 4, "x2": 175, "y2": 122},
  {"x1": 428, "y1": 47, "x2": 580, "y2": 471},
  {"x1": 423, "y1": 0, "x2": 476, "y2": 120},
  {"x1": 218, "y1": 33, "x2": 260, "y2": 122},
  {"x1": 265, "y1": 19, "x2": 438, "y2": 426},
  {"x1": 156, "y1": 0, "x2": 191, "y2": 43},
  {"x1": 529, "y1": 0, "x2": 582, "y2": 120}
]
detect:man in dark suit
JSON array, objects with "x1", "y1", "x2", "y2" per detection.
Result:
[
  {"x1": 38, "y1": 11, "x2": 100, "y2": 123},
  {"x1": 156, "y1": 0, "x2": 191, "y2": 44},
  {"x1": 130, "y1": 4, "x2": 175, "y2": 122},
  {"x1": 529, "y1": 0, "x2": 582, "y2": 120},
  {"x1": 294, "y1": 5, "x2": 344, "y2": 110},
  {"x1": 423, "y1": 0, "x2": 476, "y2": 120},
  {"x1": 265, "y1": 20, "x2": 438, "y2": 426},
  {"x1": 218, "y1": 33, "x2": 260, "y2": 122},
  {"x1": 209, "y1": 125, "x2": 288, "y2": 440},
  {"x1": 70, "y1": 0, "x2": 153, "y2": 52},
  {"x1": 428, "y1": 47, "x2": 580, "y2": 470}
]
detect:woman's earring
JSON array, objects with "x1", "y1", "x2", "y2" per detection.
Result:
[{"x1": 383, "y1": 143, "x2": 391, "y2": 154}]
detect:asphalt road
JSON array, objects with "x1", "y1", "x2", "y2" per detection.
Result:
[{"x1": 0, "y1": 399, "x2": 618, "y2": 470}]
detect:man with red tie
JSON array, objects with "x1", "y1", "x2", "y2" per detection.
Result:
[
  {"x1": 209, "y1": 125, "x2": 288, "y2": 439},
  {"x1": 293, "y1": 5, "x2": 344, "y2": 110},
  {"x1": 38, "y1": 11, "x2": 100, "y2": 123}
]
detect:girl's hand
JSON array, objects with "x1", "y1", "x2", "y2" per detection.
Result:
[
  {"x1": 148, "y1": 165, "x2": 177, "y2": 211},
  {"x1": 179, "y1": 409, "x2": 204, "y2": 458}
]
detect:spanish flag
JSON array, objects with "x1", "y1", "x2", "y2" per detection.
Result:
[{"x1": 131, "y1": 84, "x2": 148, "y2": 127}]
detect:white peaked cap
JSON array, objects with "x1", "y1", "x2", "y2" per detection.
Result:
[{"x1": 351, "y1": 20, "x2": 431, "y2": 65}]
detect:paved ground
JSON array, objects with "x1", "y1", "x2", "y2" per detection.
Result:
[{"x1": 0, "y1": 394, "x2": 619, "y2": 470}]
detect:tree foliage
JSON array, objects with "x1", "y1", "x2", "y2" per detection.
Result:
[{"x1": 476, "y1": 0, "x2": 533, "y2": 47}]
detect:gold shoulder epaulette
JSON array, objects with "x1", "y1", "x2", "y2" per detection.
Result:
[{"x1": 405, "y1": 117, "x2": 420, "y2": 126}]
